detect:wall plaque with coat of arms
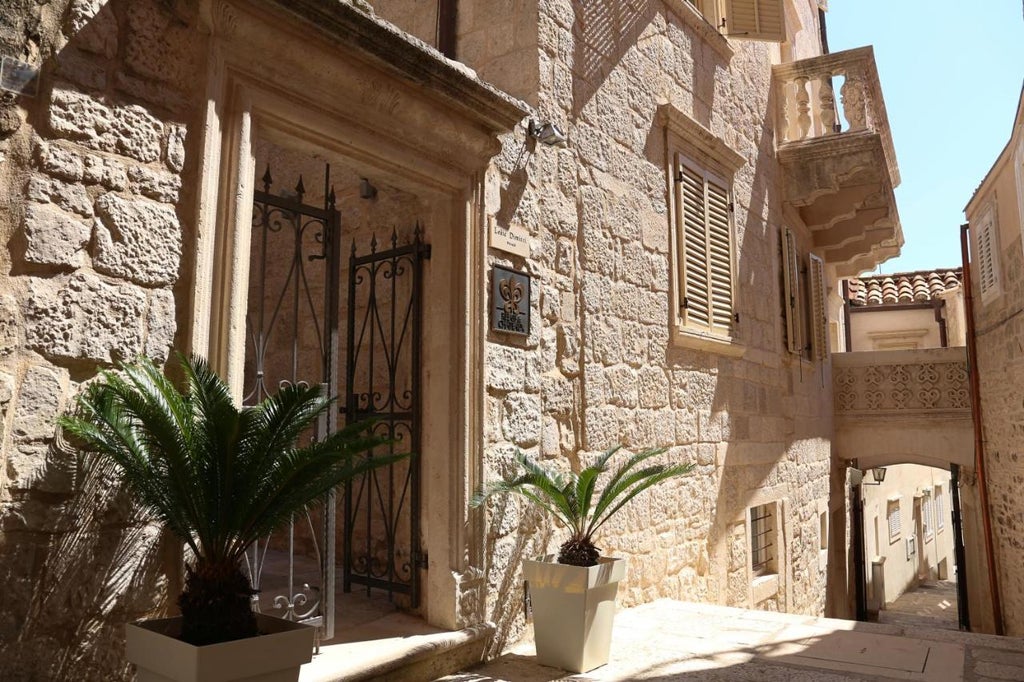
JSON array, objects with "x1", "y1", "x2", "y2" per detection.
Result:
[{"x1": 491, "y1": 266, "x2": 530, "y2": 336}]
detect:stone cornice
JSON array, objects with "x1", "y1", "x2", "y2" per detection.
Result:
[
  {"x1": 658, "y1": 103, "x2": 746, "y2": 173},
  {"x1": 257, "y1": 0, "x2": 531, "y2": 133}
]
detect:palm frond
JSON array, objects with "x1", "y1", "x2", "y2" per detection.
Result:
[
  {"x1": 60, "y1": 354, "x2": 400, "y2": 568},
  {"x1": 472, "y1": 445, "x2": 694, "y2": 563}
]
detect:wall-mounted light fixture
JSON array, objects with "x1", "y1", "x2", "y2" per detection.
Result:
[
  {"x1": 527, "y1": 119, "x2": 568, "y2": 147},
  {"x1": 360, "y1": 177, "x2": 377, "y2": 200},
  {"x1": 862, "y1": 467, "x2": 887, "y2": 485}
]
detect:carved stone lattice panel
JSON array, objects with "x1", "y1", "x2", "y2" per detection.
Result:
[{"x1": 833, "y1": 360, "x2": 969, "y2": 414}]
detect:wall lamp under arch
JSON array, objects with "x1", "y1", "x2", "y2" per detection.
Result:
[{"x1": 863, "y1": 467, "x2": 887, "y2": 485}]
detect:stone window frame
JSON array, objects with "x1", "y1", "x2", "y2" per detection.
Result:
[
  {"x1": 935, "y1": 484, "x2": 945, "y2": 532},
  {"x1": 886, "y1": 497, "x2": 902, "y2": 544},
  {"x1": 660, "y1": 105, "x2": 746, "y2": 357},
  {"x1": 747, "y1": 500, "x2": 783, "y2": 605}
]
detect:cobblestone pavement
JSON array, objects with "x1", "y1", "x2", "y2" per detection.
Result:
[
  {"x1": 877, "y1": 580, "x2": 961, "y2": 632},
  {"x1": 440, "y1": 600, "x2": 1024, "y2": 681}
]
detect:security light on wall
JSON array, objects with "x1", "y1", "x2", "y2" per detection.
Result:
[
  {"x1": 863, "y1": 467, "x2": 887, "y2": 485},
  {"x1": 527, "y1": 120, "x2": 568, "y2": 147}
]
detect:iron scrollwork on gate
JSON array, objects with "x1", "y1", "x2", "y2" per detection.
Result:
[
  {"x1": 242, "y1": 165, "x2": 342, "y2": 640},
  {"x1": 344, "y1": 227, "x2": 430, "y2": 606}
]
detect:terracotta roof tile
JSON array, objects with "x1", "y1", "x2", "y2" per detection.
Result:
[{"x1": 849, "y1": 268, "x2": 962, "y2": 306}]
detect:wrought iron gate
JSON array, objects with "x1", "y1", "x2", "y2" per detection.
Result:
[
  {"x1": 344, "y1": 227, "x2": 430, "y2": 606},
  {"x1": 242, "y1": 166, "x2": 342, "y2": 638}
]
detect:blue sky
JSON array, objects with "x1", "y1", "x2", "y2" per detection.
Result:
[{"x1": 826, "y1": 1, "x2": 1024, "y2": 273}]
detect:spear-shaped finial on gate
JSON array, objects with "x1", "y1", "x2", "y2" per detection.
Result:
[
  {"x1": 262, "y1": 165, "x2": 273, "y2": 193},
  {"x1": 294, "y1": 175, "x2": 306, "y2": 203},
  {"x1": 391, "y1": 227, "x2": 398, "y2": 249}
]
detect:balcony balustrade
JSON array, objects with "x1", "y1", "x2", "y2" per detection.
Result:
[{"x1": 774, "y1": 47, "x2": 903, "y2": 277}]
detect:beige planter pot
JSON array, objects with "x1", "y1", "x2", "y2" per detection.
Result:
[
  {"x1": 126, "y1": 613, "x2": 315, "y2": 682},
  {"x1": 523, "y1": 555, "x2": 626, "y2": 673}
]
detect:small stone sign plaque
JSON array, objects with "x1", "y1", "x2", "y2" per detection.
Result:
[
  {"x1": 491, "y1": 266, "x2": 530, "y2": 336},
  {"x1": 0, "y1": 57, "x2": 39, "y2": 97},
  {"x1": 488, "y1": 217, "x2": 530, "y2": 257}
]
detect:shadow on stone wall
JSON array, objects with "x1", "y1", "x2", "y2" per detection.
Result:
[
  {"x1": 0, "y1": 447, "x2": 171, "y2": 680},
  {"x1": 0, "y1": 0, "x2": 201, "y2": 678},
  {"x1": 482, "y1": 488, "x2": 552, "y2": 658}
]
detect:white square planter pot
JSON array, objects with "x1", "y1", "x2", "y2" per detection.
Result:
[
  {"x1": 126, "y1": 613, "x2": 315, "y2": 682},
  {"x1": 523, "y1": 555, "x2": 626, "y2": 673}
]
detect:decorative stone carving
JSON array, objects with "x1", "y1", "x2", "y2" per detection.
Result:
[{"x1": 833, "y1": 358, "x2": 970, "y2": 414}]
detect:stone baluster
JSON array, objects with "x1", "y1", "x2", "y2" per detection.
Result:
[
  {"x1": 795, "y1": 76, "x2": 811, "y2": 140},
  {"x1": 840, "y1": 65, "x2": 868, "y2": 132},
  {"x1": 818, "y1": 74, "x2": 836, "y2": 134},
  {"x1": 779, "y1": 78, "x2": 792, "y2": 142}
]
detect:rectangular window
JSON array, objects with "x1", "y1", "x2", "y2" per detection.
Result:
[
  {"x1": 923, "y1": 491, "x2": 934, "y2": 541},
  {"x1": 676, "y1": 0, "x2": 787, "y2": 43},
  {"x1": 663, "y1": 105, "x2": 745, "y2": 354},
  {"x1": 676, "y1": 155, "x2": 736, "y2": 341},
  {"x1": 936, "y1": 485, "x2": 945, "y2": 531},
  {"x1": 782, "y1": 229, "x2": 828, "y2": 360},
  {"x1": 750, "y1": 503, "x2": 776, "y2": 577},
  {"x1": 974, "y1": 205, "x2": 1001, "y2": 302},
  {"x1": 722, "y1": 0, "x2": 786, "y2": 42},
  {"x1": 887, "y1": 499, "x2": 901, "y2": 543}
]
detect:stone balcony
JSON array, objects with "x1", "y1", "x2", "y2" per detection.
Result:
[
  {"x1": 774, "y1": 47, "x2": 903, "y2": 277},
  {"x1": 832, "y1": 348, "x2": 972, "y2": 470}
]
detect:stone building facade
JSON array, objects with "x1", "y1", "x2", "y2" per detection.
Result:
[
  {"x1": 0, "y1": 0, "x2": 909, "y2": 678},
  {"x1": 965, "y1": 84, "x2": 1024, "y2": 637}
]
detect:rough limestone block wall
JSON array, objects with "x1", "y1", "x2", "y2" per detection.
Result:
[
  {"x1": 479, "y1": 0, "x2": 833, "y2": 651},
  {"x1": 973, "y1": 228, "x2": 1024, "y2": 636},
  {"x1": 0, "y1": 1, "x2": 205, "y2": 677}
]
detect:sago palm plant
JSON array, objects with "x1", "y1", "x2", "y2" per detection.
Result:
[
  {"x1": 472, "y1": 446, "x2": 694, "y2": 566},
  {"x1": 59, "y1": 354, "x2": 397, "y2": 645}
]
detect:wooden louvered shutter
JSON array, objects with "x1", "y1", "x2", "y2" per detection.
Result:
[
  {"x1": 679, "y1": 161, "x2": 711, "y2": 331},
  {"x1": 976, "y1": 209, "x2": 1000, "y2": 300},
  {"x1": 782, "y1": 227, "x2": 802, "y2": 354},
  {"x1": 808, "y1": 253, "x2": 828, "y2": 360},
  {"x1": 724, "y1": 0, "x2": 786, "y2": 42},
  {"x1": 706, "y1": 177, "x2": 734, "y2": 335}
]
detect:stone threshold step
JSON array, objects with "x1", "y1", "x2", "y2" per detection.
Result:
[{"x1": 300, "y1": 623, "x2": 493, "y2": 682}]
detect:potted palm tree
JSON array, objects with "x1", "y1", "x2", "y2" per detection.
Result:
[
  {"x1": 472, "y1": 446, "x2": 693, "y2": 673},
  {"x1": 59, "y1": 354, "x2": 399, "y2": 682}
]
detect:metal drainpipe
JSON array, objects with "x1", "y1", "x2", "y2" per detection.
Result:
[{"x1": 960, "y1": 222, "x2": 1004, "y2": 635}]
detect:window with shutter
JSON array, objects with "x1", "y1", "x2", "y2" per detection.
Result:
[
  {"x1": 923, "y1": 491, "x2": 934, "y2": 540},
  {"x1": 808, "y1": 253, "x2": 828, "y2": 360},
  {"x1": 781, "y1": 229, "x2": 828, "y2": 361},
  {"x1": 723, "y1": 0, "x2": 786, "y2": 42},
  {"x1": 887, "y1": 499, "x2": 901, "y2": 543},
  {"x1": 662, "y1": 104, "x2": 745, "y2": 354},
  {"x1": 935, "y1": 485, "x2": 945, "y2": 531},
  {"x1": 676, "y1": 155, "x2": 736, "y2": 343},
  {"x1": 782, "y1": 227, "x2": 802, "y2": 355},
  {"x1": 975, "y1": 206, "x2": 1001, "y2": 302}
]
